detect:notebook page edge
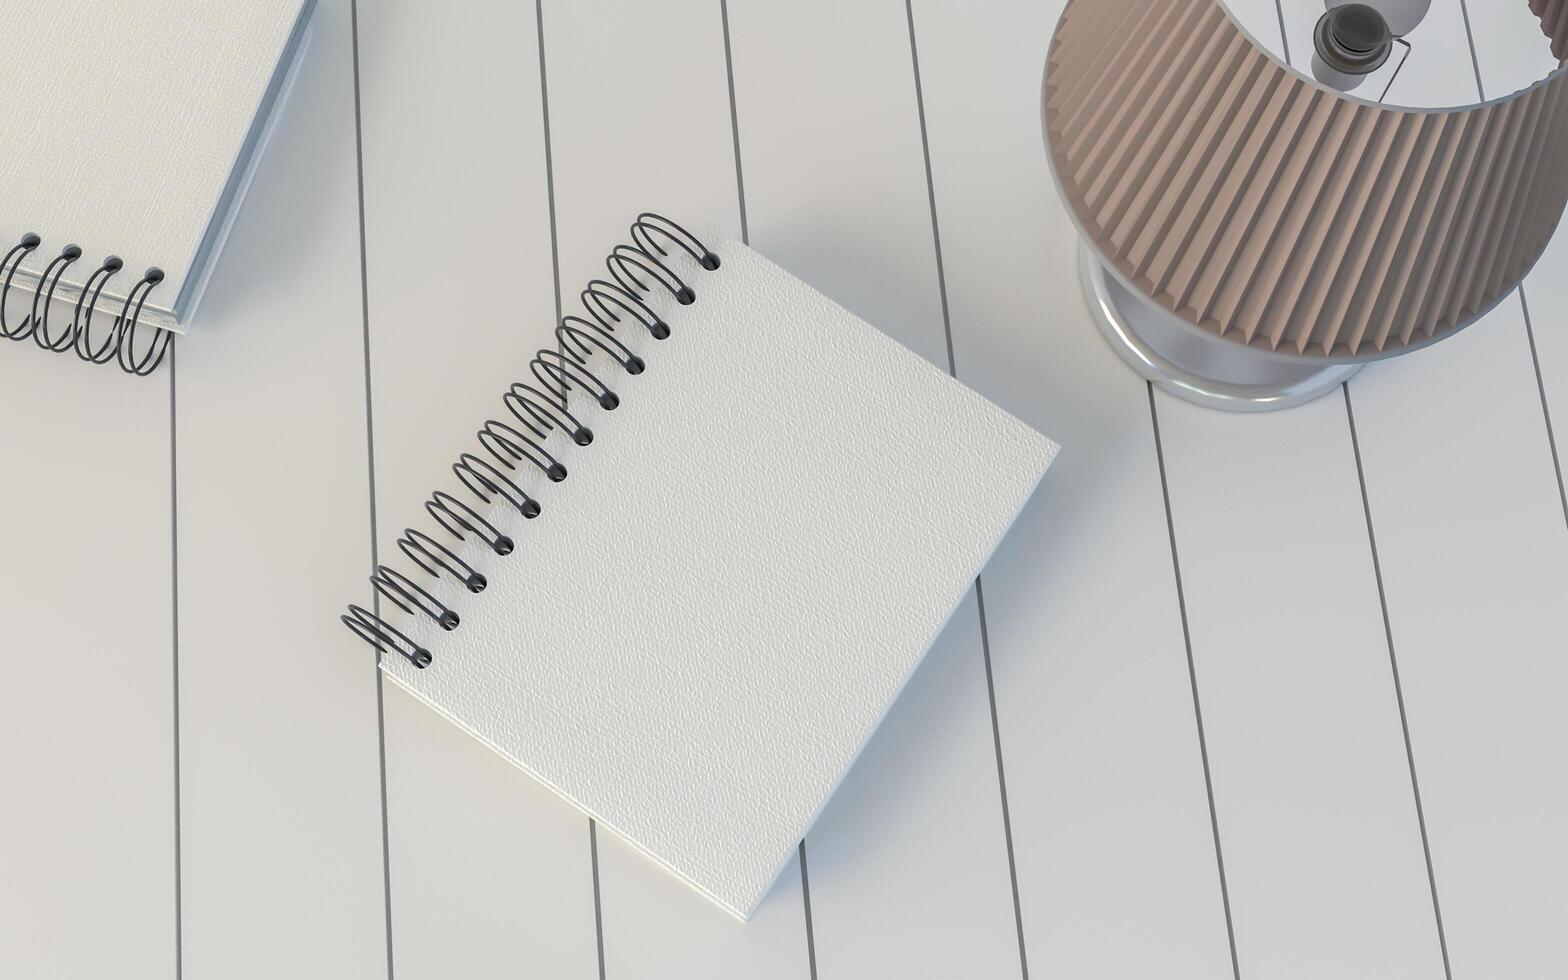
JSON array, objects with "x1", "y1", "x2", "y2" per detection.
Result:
[
  {"x1": 167, "y1": 0, "x2": 319, "y2": 327},
  {"x1": 379, "y1": 665, "x2": 755, "y2": 922}
]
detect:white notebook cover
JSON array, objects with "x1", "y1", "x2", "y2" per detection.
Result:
[
  {"x1": 0, "y1": 0, "x2": 313, "y2": 327},
  {"x1": 381, "y1": 233, "x2": 1057, "y2": 920}
]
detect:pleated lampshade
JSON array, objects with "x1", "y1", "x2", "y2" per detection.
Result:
[{"x1": 1043, "y1": 0, "x2": 1568, "y2": 409}]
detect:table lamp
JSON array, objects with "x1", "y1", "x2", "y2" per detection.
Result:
[{"x1": 1043, "y1": 0, "x2": 1568, "y2": 409}]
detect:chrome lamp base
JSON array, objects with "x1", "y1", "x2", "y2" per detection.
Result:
[{"x1": 1079, "y1": 244, "x2": 1361, "y2": 411}]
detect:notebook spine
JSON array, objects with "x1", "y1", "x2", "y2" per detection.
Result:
[
  {"x1": 343, "y1": 213, "x2": 720, "y2": 668},
  {"x1": 0, "y1": 234, "x2": 171, "y2": 375}
]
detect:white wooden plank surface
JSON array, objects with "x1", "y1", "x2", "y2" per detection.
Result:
[
  {"x1": 908, "y1": 1, "x2": 1238, "y2": 976},
  {"x1": 174, "y1": 0, "x2": 390, "y2": 975},
  {"x1": 1354, "y1": 311, "x2": 1568, "y2": 980},
  {"x1": 724, "y1": 1, "x2": 1023, "y2": 976},
  {"x1": 802, "y1": 595, "x2": 1022, "y2": 978},
  {"x1": 1452, "y1": 27, "x2": 1568, "y2": 970},
  {"x1": 0, "y1": 358, "x2": 174, "y2": 979},
  {"x1": 1345, "y1": 13, "x2": 1568, "y2": 978},
  {"x1": 4, "y1": 1, "x2": 1567, "y2": 977},
  {"x1": 354, "y1": 0, "x2": 601, "y2": 975},
  {"x1": 1356, "y1": 316, "x2": 1568, "y2": 978},
  {"x1": 1277, "y1": 3, "x2": 1568, "y2": 978},
  {"x1": 1145, "y1": 2, "x2": 1454, "y2": 977},
  {"x1": 1157, "y1": 390, "x2": 1445, "y2": 980},
  {"x1": 1475, "y1": 0, "x2": 1568, "y2": 536},
  {"x1": 594, "y1": 842, "x2": 810, "y2": 980}
]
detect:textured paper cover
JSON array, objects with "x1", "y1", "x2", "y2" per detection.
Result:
[
  {"x1": 0, "y1": 0, "x2": 306, "y2": 303},
  {"x1": 381, "y1": 235, "x2": 1057, "y2": 919}
]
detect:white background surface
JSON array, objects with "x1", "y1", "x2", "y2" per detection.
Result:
[{"x1": 0, "y1": 0, "x2": 1562, "y2": 977}]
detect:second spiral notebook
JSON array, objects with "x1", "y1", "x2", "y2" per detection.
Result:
[{"x1": 349, "y1": 215, "x2": 1057, "y2": 920}]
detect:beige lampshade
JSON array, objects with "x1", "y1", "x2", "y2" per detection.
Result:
[
  {"x1": 1539, "y1": 0, "x2": 1568, "y2": 60},
  {"x1": 1043, "y1": 0, "x2": 1568, "y2": 360}
]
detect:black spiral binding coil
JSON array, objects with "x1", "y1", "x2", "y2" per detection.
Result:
[
  {"x1": 342, "y1": 213, "x2": 721, "y2": 668},
  {"x1": 0, "y1": 234, "x2": 171, "y2": 375}
]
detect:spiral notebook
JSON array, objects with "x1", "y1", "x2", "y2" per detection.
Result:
[
  {"x1": 346, "y1": 215, "x2": 1058, "y2": 920},
  {"x1": 0, "y1": 0, "x2": 314, "y2": 373}
]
